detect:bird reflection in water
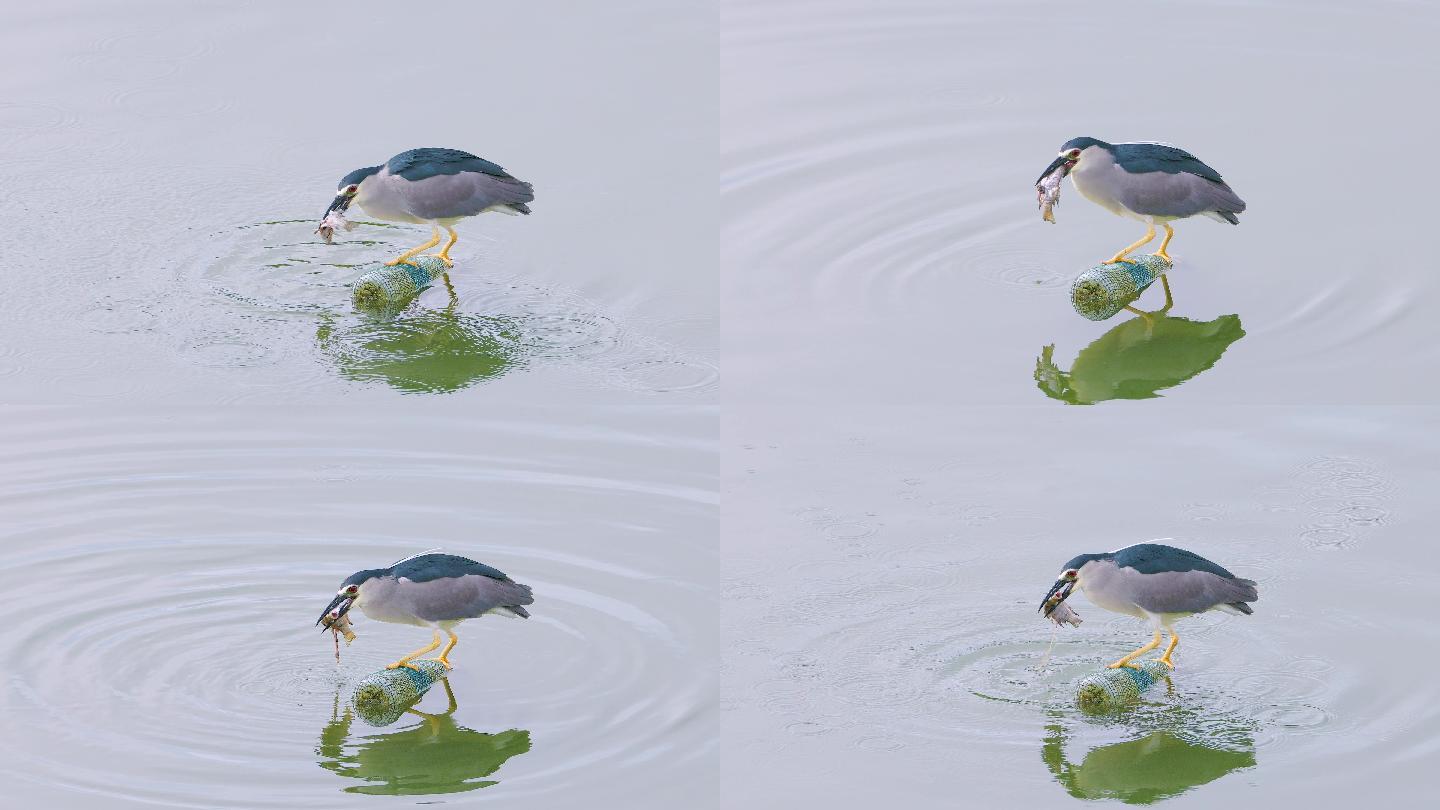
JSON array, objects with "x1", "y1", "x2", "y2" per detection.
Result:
[
  {"x1": 1041, "y1": 706, "x2": 1255, "y2": 804},
  {"x1": 316, "y1": 679, "x2": 531, "y2": 796},
  {"x1": 1036, "y1": 310, "x2": 1244, "y2": 405},
  {"x1": 317, "y1": 276, "x2": 524, "y2": 394}
]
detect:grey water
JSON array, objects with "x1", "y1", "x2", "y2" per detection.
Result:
[
  {"x1": 724, "y1": 0, "x2": 1440, "y2": 807},
  {"x1": 5, "y1": 0, "x2": 1440, "y2": 807},
  {"x1": 0, "y1": 1, "x2": 713, "y2": 808}
]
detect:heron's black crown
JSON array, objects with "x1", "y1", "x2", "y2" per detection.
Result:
[
  {"x1": 1059, "y1": 552, "x2": 1104, "y2": 573},
  {"x1": 338, "y1": 165, "x2": 382, "y2": 189},
  {"x1": 1059, "y1": 136, "x2": 1111, "y2": 153},
  {"x1": 341, "y1": 568, "x2": 386, "y2": 587}
]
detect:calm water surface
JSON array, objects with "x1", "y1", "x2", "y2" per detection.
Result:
[
  {"x1": 0, "y1": 1, "x2": 714, "y2": 807},
  {"x1": 724, "y1": 0, "x2": 1438, "y2": 806}
]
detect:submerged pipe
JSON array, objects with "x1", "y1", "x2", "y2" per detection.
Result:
[
  {"x1": 1069, "y1": 255, "x2": 1172, "y2": 321},
  {"x1": 351, "y1": 659, "x2": 450, "y2": 727},
  {"x1": 1074, "y1": 659, "x2": 1171, "y2": 712},
  {"x1": 351, "y1": 256, "x2": 450, "y2": 311}
]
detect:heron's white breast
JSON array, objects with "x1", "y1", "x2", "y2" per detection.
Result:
[
  {"x1": 355, "y1": 171, "x2": 428, "y2": 225},
  {"x1": 355, "y1": 578, "x2": 431, "y2": 627},
  {"x1": 1068, "y1": 147, "x2": 1145, "y2": 221},
  {"x1": 1077, "y1": 561, "x2": 1147, "y2": 619}
]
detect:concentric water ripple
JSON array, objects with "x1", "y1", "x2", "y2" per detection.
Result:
[
  {"x1": 165, "y1": 221, "x2": 716, "y2": 395},
  {"x1": 0, "y1": 405, "x2": 714, "y2": 807},
  {"x1": 2, "y1": 536, "x2": 706, "y2": 807}
]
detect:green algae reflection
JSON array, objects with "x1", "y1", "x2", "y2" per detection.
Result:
[
  {"x1": 1036, "y1": 314, "x2": 1244, "y2": 405},
  {"x1": 316, "y1": 295, "x2": 524, "y2": 394},
  {"x1": 1041, "y1": 707, "x2": 1255, "y2": 804},
  {"x1": 317, "y1": 681, "x2": 531, "y2": 796}
]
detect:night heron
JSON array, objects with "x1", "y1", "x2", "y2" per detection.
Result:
[
  {"x1": 322, "y1": 147, "x2": 534, "y2": 267},
  {"x1": 1036, "y1": 137, "x2": 1246, "y2": 265},
  {"x1": 317, "y1": 552, "x2": 534, "y2": 671},
  {"x1": 1039, "y1": 542, "x2": 1258, "y2": 669}
]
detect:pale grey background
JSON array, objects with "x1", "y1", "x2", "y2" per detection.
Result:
[
  {"x1": 0, "y1": 1, "x2": 715, "y2": 807},
  {"x1": 724, "y1": 0, "x2": 1438, "y2": 807}
]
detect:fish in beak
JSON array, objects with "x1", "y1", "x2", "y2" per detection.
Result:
[
  {"x1": 1035, "y1": 155, "x2": 1076, "y2": 185},
  {"x1": 1039, "y1": 577, "x2": 1076, "y2": 618},
  {"x1": 317, "y1": 593, "x2": 355, "y2": 630},
  {"x1": 316, "y1": 194, "x2": 355, "y2": 244}
]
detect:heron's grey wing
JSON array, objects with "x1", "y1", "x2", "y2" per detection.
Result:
[
  {"x1": 1112, "y1": 143, "x2": 1227, "y2": 184},
  {"x1": 403, "y1": 574, "x2": 535, "y2": 622},
  {"x1": 391, "y1": 553, "x2": 510, "y2": 582},
  {"x1": 387, "y1": 148, "x2": 512, "y2": 181},
  {"x1": 401, "y1": 172, "x2": 536, "y2": 220},
  {"x1": 1126, "y1": 568, "x2": 1259, "y2": 615},
  {"x1": 1115, "y1": 171, "x2": 1246, "y2": 219},
  {"x1": 1111, "y1": 543, "x2": 1239, "y2": 578}
]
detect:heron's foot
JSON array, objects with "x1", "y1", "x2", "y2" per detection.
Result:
[
  {"x1": 385, "y1": 659, "x2": 425, "y2": 671},
  {"x1": 431, "y1": 655, "x2": 455, "y2": 670},
  {"x1": 1106, "y1": 660, "x2": 1142, "y2": 670},
  {"x1": 1151, "y1": 250, "x2": 1174, "y2": 264},
  {"x1": 1105, "y1": 253, "x2": 1134, "y2": 265},
  {"x1": 1157, "y1": 656, "x2": 1176, "y2": 669},
  {"x1": 423, "y1": 252, "x2": 455, "y2": 268}
]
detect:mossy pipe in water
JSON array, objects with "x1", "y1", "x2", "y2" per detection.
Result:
[
  {"x1": 351, "y1": 255, "x2": 450, "y2": 311},
  {"x1": 1070, "y1": 255, "x2": 1172, "y2": 321},
  {"x1": 1075, "y1": 660, "x2": 1172, "y2": 712},
  {"x1": 351, "y1": 659, "x2": 450, "y2": 727}
]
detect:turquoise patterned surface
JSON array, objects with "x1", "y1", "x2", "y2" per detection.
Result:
[
  {"x1": 1069, "y1": 255, "x2": 1172, "y2": 321},
  {"x1": 1074, "y1": 659, "x2": 1171, "y2": 712},
  {"x1": 350, "y1": 660, "x2": 450, "y2": 727},
  {"x1": 350, "y1": 256, "x2": 450, "y2": 311}
]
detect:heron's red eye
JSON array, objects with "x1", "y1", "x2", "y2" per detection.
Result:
[
  {"x1": 1068, "y1": 150, "x2": 1080, "y2": 159},
  {"x1": 345, "y1": 585, "x2": 358, "y2": 594}
]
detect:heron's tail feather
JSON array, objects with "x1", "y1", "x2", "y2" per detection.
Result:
[{"x1": 1225, "y1": 601, "x2": 1254, "y2": 615}]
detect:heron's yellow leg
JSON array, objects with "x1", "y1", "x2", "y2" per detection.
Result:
[
  {"x1": 1158, "y1": 632, "x2": 1179, "y2": 668},
  {"x1": 430, "y1": 629, "x2": 459, "y2": 670},
  {"x1": 1107, "y1": 630, "x2": 1162, "y2": 669},
  {"x1": 1153, "y1": 223, "x2": 1176, "y2": 263},
  {"x1": 427, "y1": 226, "x2": 458, "y2": 267},
  {"x1": 1106, "y1": 224, "x2": 1156, "y2": 264},
  {"x1": 386, "y1": 629, "x2": 442, "y2": 671},
  {"x1": 385, "y1": 226, "x2": 442, "y2": 266}
]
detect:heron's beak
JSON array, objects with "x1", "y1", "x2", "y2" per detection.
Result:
[
  {"x1": 317, "y1": 594, "x2": 354, "y2": 629},
  {"x1": 1036, "y1": 156, "x2": 1076, "y2": 185},
  {"x1": 323, "y1": 194, "x2": 352, "y2": 218},
  {"x1": 1039, "y1": 579, "x2": 1075, "y2": 617}
]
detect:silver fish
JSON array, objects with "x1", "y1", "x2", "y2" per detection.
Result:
[
  {"x1": 1046, "y1": 600, "x2": 1082, "y2": 627},
  {"x1": 1036, "y1": 170, "x2": 1063, "y2": 223},
  {"x1": 321, "y1": 609, "x2": 357, "y2": 661},
  {"x1": 316, "y1": 209, "x2": 354, "y2": 245}
]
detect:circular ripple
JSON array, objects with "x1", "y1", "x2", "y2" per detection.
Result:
[
  {"x1": 1301, "y1": 527, "x2": 1355, "y2": 548},
  {"x1": 516, "y1": 312, "x2": 622, "y2": 359},
  {"x1": 972, "y1": 247, "x2": 1069, "y2": 293},
  {"x1": 0, "y1": 535, "x2": 707, "y2": 806},
  {"x1": 612, "y1": 358, "x2": 719, "y2": 393},
  {"x1": 181, "y1": 332, "x2": 276, "y2": 368}
]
